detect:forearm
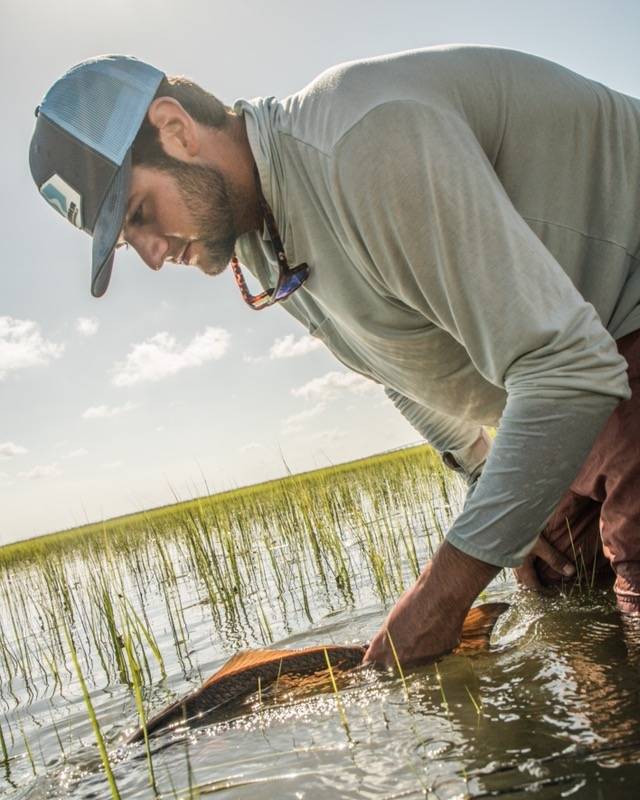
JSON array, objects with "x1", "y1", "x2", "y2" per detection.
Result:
[
  {"x1": 447, "y1": 391, "x2": 620, "y2": 567},
  {"x1": 422, "y1": 540, "x2": 500, "y2": 616},
  {"x1": 364, "y1": 540, "x2": 499, "y2": 666}
]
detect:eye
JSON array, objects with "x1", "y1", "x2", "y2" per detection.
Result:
[{"x1": 130, "y1": 204, "x2": 144, "y2": 226}]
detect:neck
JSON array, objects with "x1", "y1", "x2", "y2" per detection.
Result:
[{"x1": 227, "y1": 114, "x2": 263, "y2": 236}]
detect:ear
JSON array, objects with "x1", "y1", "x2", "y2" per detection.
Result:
[{"x1": 146, "y1": 97, "x2": 200, "y2": 160}]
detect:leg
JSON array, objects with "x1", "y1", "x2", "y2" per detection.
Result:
[
  {"x1": 531, "y1": 329, "x2": 640, "y2": 604},
  {"x1": 536, "y1": 330, "x2": 640, "y2": 610},
  {"x1": 588, "y1": 331, "x2": 640, "y2": 612}
]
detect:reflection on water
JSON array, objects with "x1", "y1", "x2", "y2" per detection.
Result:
[
  {"x1": 462, "y1": 595, "x2": 640, "y2": 798},
  {"x1": 13, "y1": 585, "x2": 640, "y2": 799},
  {"x1": 0, "y1": 458, "x2": 638, "y2": 799}
]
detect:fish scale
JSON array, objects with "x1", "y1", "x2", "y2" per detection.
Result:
[{"x1": 127, "y1": 644, "x2": 366, "y2": 743}]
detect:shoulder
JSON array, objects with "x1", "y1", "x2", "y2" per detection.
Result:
[{"x1": 276, "y1": 45, "x2": 513, "y2": 156}]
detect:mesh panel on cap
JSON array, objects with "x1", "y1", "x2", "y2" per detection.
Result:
[
  {"x1": 41, "y1": 58, "x2": 163, "y2": 166},
  {"x1": 47, "y1": 70, "x2": 126, "y2": 157}
]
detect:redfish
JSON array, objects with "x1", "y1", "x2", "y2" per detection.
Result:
[{"x1": 127, "y1": 602, "x2": 508, "y2": 743}]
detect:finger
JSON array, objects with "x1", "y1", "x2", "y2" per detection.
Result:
[
  {"x1": 363, "y1": 632, "x2": 391, "y2": 667},
  {"x1": 362, "y1": 633, "x2": 380, "y2": 665},
  {"x1": 534, "y1": 537, "x2": 576, "y2": 577},
  {"x1": 514, "y1": 560, "x2": 543, "y2": 591}
]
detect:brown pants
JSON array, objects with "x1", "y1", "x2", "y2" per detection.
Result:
[{"x1": 535, "y1": 329, "x2": 640, "y2": 612}]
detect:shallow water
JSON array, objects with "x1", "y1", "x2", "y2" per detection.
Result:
[
  {"x1": 6, "y1": 579, "x2": 639, "y2": 799},
  {"x1": 1, "y1": 477, "x2": 639, "y2": 799}
]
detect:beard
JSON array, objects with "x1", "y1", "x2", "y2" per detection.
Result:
[{"x1": 159, "y1": 158, "x2": 239, "y2": 276}]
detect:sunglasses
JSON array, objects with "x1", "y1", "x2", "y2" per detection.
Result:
[{"x1": 230, "y1": 168, "x2": 310, "y2": 310}]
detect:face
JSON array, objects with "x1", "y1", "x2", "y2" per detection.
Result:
[{"x1": 119, "y1": 158, "x2": 238, "y2": 277}]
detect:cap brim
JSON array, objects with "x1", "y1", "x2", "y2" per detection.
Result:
[{"x1": 91, "y1": 151, "x2": 132, "y2": 298}]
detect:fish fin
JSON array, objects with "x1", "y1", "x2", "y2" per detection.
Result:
[
  {"x1": 202, "y1": 647, "x2": 309, "y2": 686},
  {"x1": 456, "y1": 602, "x2": 509, "y2": 654},
  {"x1": 202, "y1": 644, "x2": 365, "y2": 688}
]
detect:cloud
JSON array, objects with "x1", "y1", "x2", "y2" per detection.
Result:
[
  {"x1": 102, "y1": 460, "x2": 123, "y2": 470},
  {"x1": 83, "y1": 402, "x2": 137, "y2": 420},
  {"x1": 112, "y1": 327, "x2": 230, "y2": 387},
  {"x1": 62, "y1": 448, "x2": 88, "y2": 459},
  {"x1": 0, "y1": 317, "x2": 64, "y2": 379},
  {"x1": 282, "y1": 402, "x2": 326, "y2": 434},
  {"x1": 239, "y1": 442, "x2": 265, "y2": 454},
  {"x1": 76, "y1": 317, "x2": 99, "y2": 337},
  {"x1": 243, "y1": 333, "x2": 323, "y2": 364},
  {"x1": 0, "y1": 442, "x2": 28, "y2": 459},
  {"x1": 291, "y1": 370, "x2": 377, "y2": 401},
  {"x1": 18, "y1": 463, "x2": 61, "y2": 480},
  {"x1": 269, "y1": 334, "x2": 323, "y2": 359}
]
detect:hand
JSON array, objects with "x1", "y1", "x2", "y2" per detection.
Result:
[
  {"x1": 363, "y1": 541, "x2": 499, "y2": 668},
  {"x1": 364, "y1": 564, "x2": 461, "y2": 668},
  {"x1": 514, "y1": 533, "x2": 576, "y2": 591}
]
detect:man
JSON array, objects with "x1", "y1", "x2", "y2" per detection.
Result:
[{"x1": 29, "y1": 46, "x2": 640, "y2": 667}]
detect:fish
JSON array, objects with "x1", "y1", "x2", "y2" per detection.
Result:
[{"x1": 126, "y1": 601, "x2": 508, "y2": 744}]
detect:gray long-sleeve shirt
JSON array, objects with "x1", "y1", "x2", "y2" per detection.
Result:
[{"x1": 233, "y1": 45, "x2": 640, "y2": 567}]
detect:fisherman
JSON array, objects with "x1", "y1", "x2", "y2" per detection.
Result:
[{"x1": 29, "y1": 46, "x2": 640, "y2": 667}]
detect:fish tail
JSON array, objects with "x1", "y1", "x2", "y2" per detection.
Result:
[{"x1": 457, "y1": 602, "x2": 509, "y2": 653}]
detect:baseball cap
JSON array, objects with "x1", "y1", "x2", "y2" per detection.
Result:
[{"x1": 29, "y1": 56, "x2": 165, "y2": 297}]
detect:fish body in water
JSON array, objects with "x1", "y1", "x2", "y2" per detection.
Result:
[
  {"x1": 127, "y1": 602, "x2": 508, "y2": 743},
  {"x1": 127, "y1": 644, "x2": 364, "y2": 743}
]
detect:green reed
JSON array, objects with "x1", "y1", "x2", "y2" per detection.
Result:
[
  {"x1": 0, "y1": 443, "x2": 465, "y2": 787},
  {"x1": 59, "y1": 610, "x2": 122, "y2": 800}
]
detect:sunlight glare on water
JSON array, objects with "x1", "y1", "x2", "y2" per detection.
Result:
[
  {"x1": 0, "y1": 454, "x2": 637, "y2": 799},
  {"x1": 27, "y1": 588, "x2": 640, "y2": 800}
]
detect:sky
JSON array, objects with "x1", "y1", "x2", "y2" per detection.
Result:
[{"x1": 1, "y1": 0, "x2": 639, "y2": 544}]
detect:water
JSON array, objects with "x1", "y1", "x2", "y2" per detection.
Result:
[
  {"x1": 0, "y1": 470, "x2": 638, "y2": 799},
  {"x1": 9, "y1": 581, "x2": 640, "y2": 798}
]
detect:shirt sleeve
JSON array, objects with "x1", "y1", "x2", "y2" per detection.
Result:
[
  {"x1": 331, "y1": 100, "x2": 630, "y2": 566},
  {"x1": 384, "y1": 387, "x2": 491, "y2": 483}
]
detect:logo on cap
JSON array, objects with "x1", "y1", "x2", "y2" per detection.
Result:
[{"x1": 40, "y1": 174, "x2": 83, "y2": 229}]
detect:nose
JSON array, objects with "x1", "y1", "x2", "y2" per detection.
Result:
[{"x1": 127, "y1": 228, "x2": 170, "y2": 271}]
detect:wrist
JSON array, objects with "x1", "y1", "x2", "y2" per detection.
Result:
[{"x1": 418, "y1": 540, "x2": 500, "y2": 610}]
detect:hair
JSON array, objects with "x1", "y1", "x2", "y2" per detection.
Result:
[{"x1": 131, "y1": 75, "x2": 232, "y2": 168}]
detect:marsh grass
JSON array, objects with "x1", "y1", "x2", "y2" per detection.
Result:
[
  {"x1": 464, "y1": 684, "x2": 482, "y2": 717},
  {"x1": 563, "y1": 517, "x2": 603, "y2": 597},
  {"x1": 323, "y1": 648, "x2": 351, "y2": 739},
  {"x1": 123, "y1": 630, "x2": 157, "y2": 796},
  {"x1": 434, "y1": 663, "x2": 451, "y2": 720},
  {"x1": 386, "y1": 630, "x2": 410, "y2": 702},
  {"x1": 0, "y1": 444, "x2": 466, "y2": 790},
  {"x1": 60, "y1": 610, "x2": 121, "y2": 799}
]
